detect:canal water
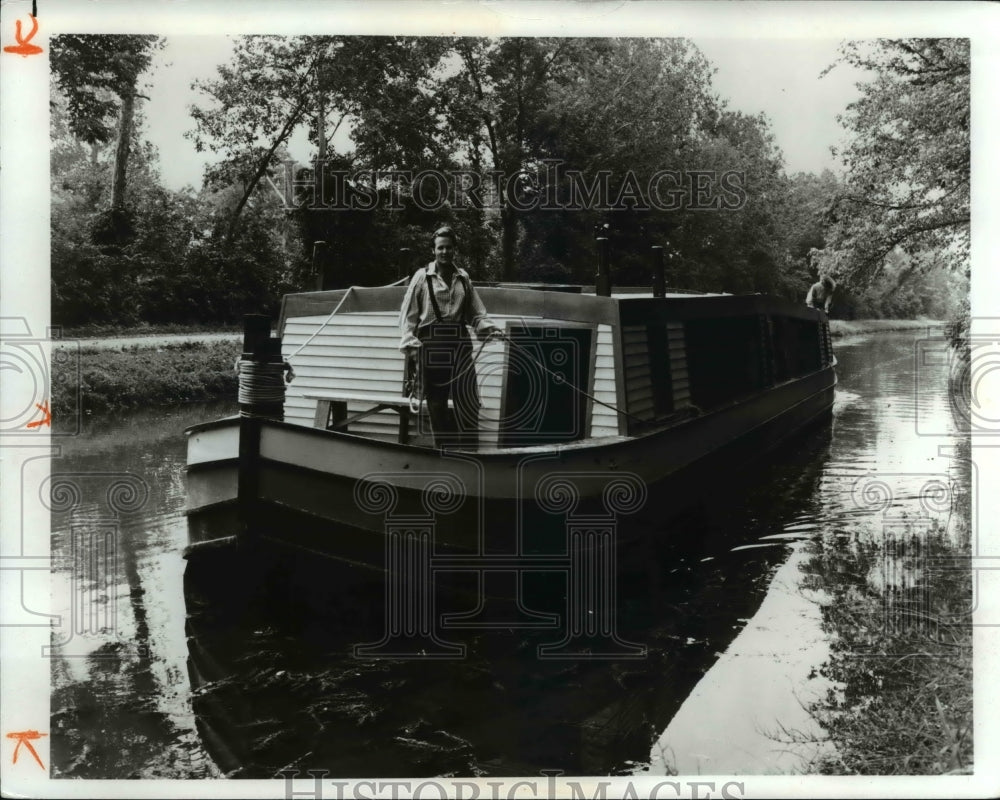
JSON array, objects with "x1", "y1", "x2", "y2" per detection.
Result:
[{"x1": 49, "y1": 329, "x2": 969, "y2": 778}]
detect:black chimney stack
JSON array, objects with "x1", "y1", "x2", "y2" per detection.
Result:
[
  {"x1": 399, "y1": 247, "x2": 412, "y2": 281},
  {"x1": 311, "y1": 241, "x2": 327, "y2": 291},
  {"x1": 594, "y1": 223, "x2": 612, "y2": 297},
  {"x1": 651, "y1": 245, "x2": 665, "y2": 298}
]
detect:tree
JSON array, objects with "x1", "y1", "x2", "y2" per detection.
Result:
[
  {"x1": 773, "y1": 170, "x2": 844, "y2": 301},
  {"x1": 524, "y1": 39, "x2": 795, "y2": 295},
  {"x1": 189, "y1": 36, "x2": 449, "y2": 247},
  {"x1": 825, "y1": 39, "x2": 970, "y2": 285},
  {"x1": 781, "y1": 170, "x2": 842, "y2": 264},
  {"x1": 682, "y1": 107, "x2": 789, "y2": 295},
  {"x1": 50, "y1": 34, "x2": 163, "y2": 241},
  {"x1": 440, "y1": 37, "x2": 606, "y2": 280},
  {"x1": 50, "y1": 89, "x2": 176, "y2": 325},
  {"x1": 522, "y1": 38, "x2": 714, "y2": 284},
  {"x1": 188, "y1": 36, "x2": 329, "y2": 243},
  {"x1": 51, "y1": 81, "x2": 299, "y2": 327}
]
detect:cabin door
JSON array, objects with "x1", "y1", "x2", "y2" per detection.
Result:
[{"x1": 499, "y1": 324, "x2": 594, "y2": 447}]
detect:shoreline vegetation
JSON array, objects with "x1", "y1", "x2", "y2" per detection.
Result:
[
  {"x1": 53, "y1": 339, "x2": 242, "y2": 419},
  {"x1": 803, "y1": 449, "x2": 973, "y2": 775},
  {"x1": 51, "y1": 319, "x2": 947, "y2": 419},
  {"x1": 828, "y1": 318, "x2": 945, "y2": 338}
]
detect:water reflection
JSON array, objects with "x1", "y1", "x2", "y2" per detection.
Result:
[
  {"x1": 48, "y1": 331, "x2": 970, "y2": 778},
  {"x1": 50, "y1": 401, "x2": 234, "y2": 779},
  {"x1": 646, "y1": 331, "x2": 971, "y2": 774}
]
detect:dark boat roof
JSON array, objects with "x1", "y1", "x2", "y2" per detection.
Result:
[{"x1": 279, "y1": 284, "x2": 824, "y2": 332}]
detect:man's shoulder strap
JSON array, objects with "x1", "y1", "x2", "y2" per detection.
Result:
[
  {"x1": 424, "y1": 265, "x2": 444, "y2": 322},
  {"x1": 457, "y1": 271, "x2": 474, "y2": 320}
]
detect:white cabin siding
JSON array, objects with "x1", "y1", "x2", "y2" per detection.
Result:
[
  {"x1": 282, "y1": 313, "x2": 622, "y2": 444},
  {"x1": 591, "y1": 324, "x2": 620, "y2": 437}
]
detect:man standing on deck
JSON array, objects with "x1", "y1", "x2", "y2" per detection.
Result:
[
  {"x1": 399, "y1": 226, "x2": 503, "y2": 450},
  {"x1": 806, "y1": 275, "x2": 836, "y2": 314}
]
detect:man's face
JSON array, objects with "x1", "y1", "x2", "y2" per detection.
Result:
[{"x1": 433, "y1": 235, "x2": 455, "y2": 267}]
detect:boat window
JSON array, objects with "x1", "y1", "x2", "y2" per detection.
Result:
[
  {"x1": 647, "y1": 324, "x2": 674, "y2": 417},
  {"x1": 772, "y1": 317, "x2": 822, "y2": 381},
  {"x1": 499, "y1": 325, "x2": 594, "y2": 447},
  {"x1": 684, "y1": 316, "x2": 769, "y2": 410}
]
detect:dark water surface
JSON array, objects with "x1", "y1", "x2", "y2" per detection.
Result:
[{"x1": 50, "y1": 330, "x2": 968, "y2": 778}]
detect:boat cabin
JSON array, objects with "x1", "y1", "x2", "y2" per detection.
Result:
[{"x1": 276, "y1": 286, "x2": 834, "y2": 449}]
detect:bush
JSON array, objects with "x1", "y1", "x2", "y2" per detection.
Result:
[{"x1": 53, "y1": 340, "x2": 242, "y2": 417}]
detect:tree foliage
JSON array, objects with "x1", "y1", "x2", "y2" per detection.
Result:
[
  {"x1": 188, "y1": 36, "x2": 805, "y2": 293},
  {"x1": 50, "y1": 34, "x2": 164, "y2": 237},
  {"x1": 53, "y1": 34, "x2": 970, "y2": 329},
  {"x1": 520, "y1": 39, "x2": 796, "y2": 295},
  {"x1": 826, "y1": 39, "x2": 970, "y2": 285},
  {"x1": 51, "y1": 88, "x2": 302, "y2": 328},
  {"x1": 50, "y1": 35, "x2": 162, "y2": 143}
]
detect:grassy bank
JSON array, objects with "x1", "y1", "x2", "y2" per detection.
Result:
[
  {"x1": 829, "y1": 318, "x2": 944, "y2": 338},
  {"x1": 51, "y1": 318, "x2": 945, "y2": 415},
  {"x1": 60, "y1": 322, "x2": 242, "y2": 339},
  {"x1": 52, "y1": 340, "x2": 242, "y2": 418}
]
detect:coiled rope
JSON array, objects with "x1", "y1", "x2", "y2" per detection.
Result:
[
  {"x1": 235, "y1": 358, "x2": 295, "y2": 410},
  {"x1": 234, "y1": 290, "x2": 354, "y2": 408}
]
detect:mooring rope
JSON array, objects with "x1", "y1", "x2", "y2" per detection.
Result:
[
  {"x1": 410, "y1": 332, "x2": 647, "y2": 426},
  {"x1": 504, "y1": 335, "x2": 648, "y2": 426},
  {"x1": 235, "y1": 358, "x2": 294, "y2": 408},
  {"x1": 285, "y1": 287, "x2": 356, "y2": 363}
]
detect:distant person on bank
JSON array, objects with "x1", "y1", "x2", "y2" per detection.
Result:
[
  {"x1": 806, "y1": 275, "x2": 836, "y2": 314},
  {"x1": 399, "y1": 226, "x2": 503, "y2": 450}
]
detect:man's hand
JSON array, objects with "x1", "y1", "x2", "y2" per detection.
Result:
[{"x1": 487, "y1": 330, "x2": 506, "y2": 342}]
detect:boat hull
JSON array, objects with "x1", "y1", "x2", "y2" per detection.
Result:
[{"x1": 186, "y1": 366, "x2": 835, "y2": 565}]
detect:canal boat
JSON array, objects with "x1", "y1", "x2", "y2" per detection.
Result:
[{"x1": 185, "y1": 282, "x2": 836, "y2": 574}]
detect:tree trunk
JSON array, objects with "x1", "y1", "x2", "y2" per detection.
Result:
[
  {"x1": 111, "y1": 90, "x2": 135, "y2": 211},
  {"x1": 225, "y1": 97, "x2": 308, "y2": 244},
  {"x1": 500, "y1": 205, "x2": 518, "y2": 281},
  {"x1": 316, "y1": 81, "x2": 327, "y2": 163}
]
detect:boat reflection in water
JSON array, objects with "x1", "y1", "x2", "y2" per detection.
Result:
[{"x1": 184, "y1": 421, "x2": 834, "y2": 778}]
